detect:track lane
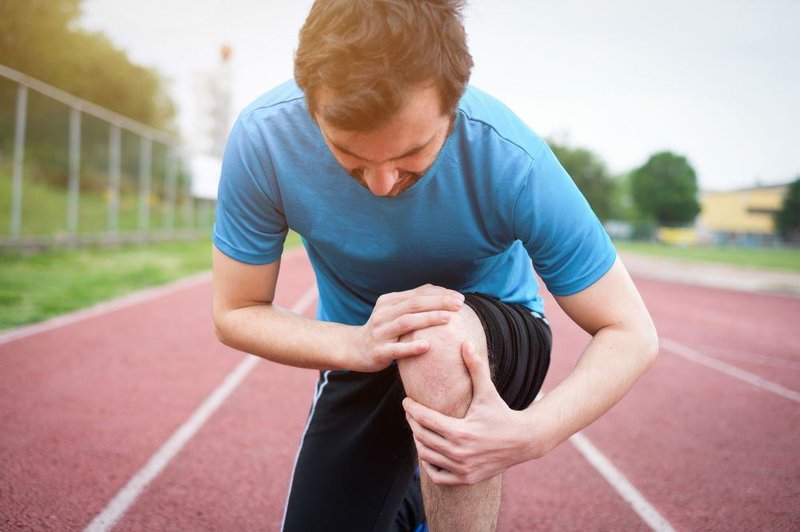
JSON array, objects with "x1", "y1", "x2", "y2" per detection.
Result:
[
  {"x1": 535, "y1": 275, "x2": 800, "y2": 531},
  {"x1": 3, "y1": 251, "x2": 798, "y2": 530},
  {"x1": 0, "y1": 250, "x2": 311, "y2": 530},
  {"x1": 112, "y1": 254, "x2": 656, "y2": 531},
  {"x1": 632, "y1": 277, "x2": 800, "y2": 390},
  {"x1": 111, "y1": 252, "x2": 320, "y2": 531}
]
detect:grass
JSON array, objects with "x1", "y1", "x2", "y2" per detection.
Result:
[
  {"x1": 614, "y1": 240, "x2": 800, "y2": 273},
  {"x1": 0, "y1": 167, "x2": 208, "y2": 236},
  {"x1": 4, "y1": 230, "x2": 795, "y2": 333},
  {"x1": 0, "y1": 231, "x2": 302, "y2": 332}
]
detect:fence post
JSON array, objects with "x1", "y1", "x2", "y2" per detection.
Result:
[
  {"x1": 138, "y1": 136, "x2": 152, "y2": 232},
  {"x1": 10, "y1": 84, "x2": 28, "y2": 238},
  {"x1": 67, "y1": 107, "x2": 82, "y2": 237},
  {"x1": 200, "y1": 198, "x2": 209, "y2": 230},
  {"x1": 107, "y1": 124, "x2": 121, "y2": 235},
  {"x1": 165, "y1": 148, "x2": 177, "y2": 231},
  {"x1": 183, "y1": 157, "x2": 194, "y2": 229}
]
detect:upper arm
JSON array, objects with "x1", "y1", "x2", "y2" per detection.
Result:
[
  {"x1": 553, "y1": 256, "x2": 656, "y2": 341},
  {"x1": 212, "y1": 115, "x2": 288, "y2": 265},
  {"x1": 212, "y1": 243, "x2": 281, "y2": 326},
  {"x1": 514, "y1": 143, "x2": 616, "y2": 297}
]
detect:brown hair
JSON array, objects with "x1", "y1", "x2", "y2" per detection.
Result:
[{"x1": 294, "y1": 0, "x2": 473, "y2": 131}]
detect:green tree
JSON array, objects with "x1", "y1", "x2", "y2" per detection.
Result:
[
  {"x1": 549, "y1": 141, "x2": 613, "y2": 221},
  {"x1": 630, "y1": 151, "x2": 701, "y2": 226},
  {"x1": 775, "y1": 177, "x2": 800, "y2": 243},
  {"x1": 0, "y1": 0, "x2": 175, "y2": 130}
]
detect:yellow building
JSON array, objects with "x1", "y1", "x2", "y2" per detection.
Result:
[{"x1": 698, "y1": 183, "x2": 788, "y2": 244}]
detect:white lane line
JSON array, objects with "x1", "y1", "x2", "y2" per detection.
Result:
[
  {"x1": 0, "y1": 271, "x2": 211, "y2": 346},
  {"x1": 689, "y1": 343, "x2": 800, "y2": 371},
  {"x1": 661, "y1": 337, "x2": 800, "y2": 404},
  {"x1": 537, "y1": 392, "x2": 674, "y2": 531},
  {"x1": 570, "y1": 433, "x2": 676, "y2": 532},
  {"x1": 84, "y1": 284, "x2": 318, "y2": 532},
  {"x1": 0, "y1": 246, "x2": 309, "y2": 346}
]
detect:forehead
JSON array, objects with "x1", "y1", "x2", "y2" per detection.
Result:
[{"x1": 316, "y1": 85, "x2": 448, "y2": 162}]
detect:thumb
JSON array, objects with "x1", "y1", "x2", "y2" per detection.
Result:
[{"x1": 461, "y1": 340, "x2": 494, "y2": 398}]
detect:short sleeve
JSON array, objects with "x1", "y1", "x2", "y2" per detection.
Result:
[
  {"x1": 513, "y1": 143, "x2": 617, "y2": 296},
  {"x1": 212, "y1": 115, "x2": 288, "y2": 264}
]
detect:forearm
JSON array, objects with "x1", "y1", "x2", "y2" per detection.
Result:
[
  {"x1": 523, "y1": 324, "x2": 659, "y2": 457},
  {"x1": 215, "y1": 303, "x2": 358, "y2": 371}
]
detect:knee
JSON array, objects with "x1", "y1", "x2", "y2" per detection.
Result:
[{"x1": 397, "y1": 304, "x2": 487, "y2": 418}]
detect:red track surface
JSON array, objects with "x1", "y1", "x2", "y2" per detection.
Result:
[{"x1": 1, "y1": 250, "x2": 798, "y2": 530}]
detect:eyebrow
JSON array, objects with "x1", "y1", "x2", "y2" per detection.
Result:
[{"x1": 328, "y1": 136, "x2": 433, "y2": 164}]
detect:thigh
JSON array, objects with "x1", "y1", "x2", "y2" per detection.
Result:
[
  {"x1": 282, "y1": 365, "x2": 417, "y2": 532},
  {"x1": 463, "y1": 293, "x2": 553, "y2": 410}
]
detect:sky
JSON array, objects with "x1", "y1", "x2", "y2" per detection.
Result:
[{"x1": 80, "y1": 0, "x2": 800, "y2": 192}]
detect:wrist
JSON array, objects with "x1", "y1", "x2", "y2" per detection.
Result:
[
  {"x1": 519, "y1": 401, "x2": 560, "y2": 460},
  {"x1": 334, "y1": 324, "x2": 364, "y2": 372}
]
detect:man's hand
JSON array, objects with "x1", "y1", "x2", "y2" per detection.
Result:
[
  {"x1": 349, "y1": 284, "x2": 465, "y2": 373},
  {"x1": 403, "y1": 340, "x2": 551, "y2": 485}
]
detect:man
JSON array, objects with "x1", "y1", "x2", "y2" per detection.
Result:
[{"x1": 211, "y1": 1, "x2": 659, "y2": 530}]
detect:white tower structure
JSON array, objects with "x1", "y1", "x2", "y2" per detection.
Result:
[{"x1": 190, "y1": 45, "x2": 234, "y2": 199}]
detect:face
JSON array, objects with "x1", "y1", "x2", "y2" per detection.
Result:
[{"x1": 315, "y1": 85, "x2": 452, "y2": 197}]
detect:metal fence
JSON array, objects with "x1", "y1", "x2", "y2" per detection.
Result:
[{"x1": 0, "y1": 64, "x2": 215, "y2": 252}]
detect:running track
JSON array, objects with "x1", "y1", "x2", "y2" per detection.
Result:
[{"x1": 1, "y1": 248, "x2": 798, "y2": 530}]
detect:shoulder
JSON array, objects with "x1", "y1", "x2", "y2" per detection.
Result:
[
  {"x1": 233, "y1": 80, "x2": 317, "y2": 148},
  {"x1": 455, "y1": 85, "x2": 548, "y2": 166},
  {"x1": 240, "y1": 79, "x2": 306, "y2": 119},
  {"x1": 236, "y1": 80, "x2": 310, "y2": 134}
]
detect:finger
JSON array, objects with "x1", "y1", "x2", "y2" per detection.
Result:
[
  {"x1": 406, "y1": 412, "x2": 451, "y2": 453},
  {"x1": 413, "y1": 284, "x2": 465, "y2": 300},
  {"x1": 461, "y1": 339, "x2": 495, "y2": 398},
  {"x1": 419, "y1": 459, "x2": 464, "y2": 486},
  {"x1": 403, "y1": 397, "x2": 458, "y2": 438},
  {"x1": 392, "y1": 294, "x2": 464, "y2": 316},
  {"x1": 378, "y1": 285, "x2": 463, "y2": 305},
  {"x1": 376, "y1": 339, "x2": 430, "y2": 361},
  {"x1": 413, "y1": 437, "x2": 463, "y2": 474},
  {"x1": 380, "y1": 310, "x2": 452, "y2": 339}
]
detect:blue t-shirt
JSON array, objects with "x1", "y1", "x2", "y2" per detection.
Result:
[{"x1": 213, "y1": 80, "x2": 616, "y2": 325}]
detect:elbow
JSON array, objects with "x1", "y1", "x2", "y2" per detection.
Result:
[
  {"x1": 640, "y1": 319, "x2": 660, "y2": 369},
  {"x1": 212, "y1": 307, "x2": 233, "y2": 347},
  {"x1": 214, "y1": 320, "x2": 228, "y2": 345}
]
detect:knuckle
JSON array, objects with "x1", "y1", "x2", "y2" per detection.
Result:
[
  {"x1": 397, "y1": 315, "x2": 415, "y2": 329},
  {"x1": 395, "y1": 345, "x2": 411, "y2": 359},
  {"x1": 395, "y1": 344, "x2": 413, "y2": 357},
  {"x1": 452, "y1": 448, "x2": 467, "y2": 462},
  {"x1": 433, "y1": 310, "x2": 450, "y2": 322},
  {"x1": 372, "y1": 344, "x2": 387, "y2": 358},
  {"x1": 408, "y1": 299, "x2": 424, "y2": 313},
  {"x1": 369, "y1": 327, "x2": 382, "y2": 342}
]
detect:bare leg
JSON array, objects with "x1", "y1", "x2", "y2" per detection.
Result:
[{"x1": 398, "y1": 305, "x2": 502, "y2": 532}]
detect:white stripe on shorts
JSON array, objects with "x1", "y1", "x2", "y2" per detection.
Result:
[{"x1": 280, "y1": 370, "x2": 332, "y2": 531}]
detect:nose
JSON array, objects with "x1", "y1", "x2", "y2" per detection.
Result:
[{"x1": 362, "y1": 163, "x2": 400, "y2": 196}]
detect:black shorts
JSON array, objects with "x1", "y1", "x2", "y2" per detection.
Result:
[{"x1": 281, "y1": 293, "x2": 552, "y2": 532}]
